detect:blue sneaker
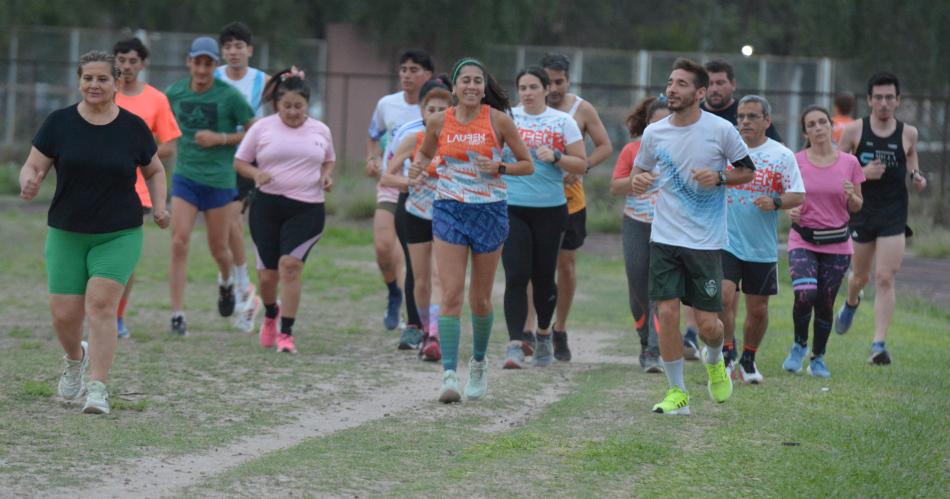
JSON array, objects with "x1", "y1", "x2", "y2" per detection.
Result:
[
  {"x1": 783, "y1": 343, "x2": 808, "y2": 373},
  {"x1": 117, "y1": 317, "x2": 129, "y2": 339},
  {"x1": 835, "y1": 296, "x2": 860, "y2": 335},
  {"x1": 384, "y1": 289, "x2": 402, "y2": 331},
  {"x1": 807, "y1": 356, "x2": 831, "y2": 378},
  {"x1": 683, "y1": 328, "x2": 700, "y2": 361}
]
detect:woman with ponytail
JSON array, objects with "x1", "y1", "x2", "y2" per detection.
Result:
[
  {"x1": 409, "y1": 58, "x2": 533, "y2": 403},
  {"x1": 234, "y1": 67, "x2": 336, "y2": 354}
]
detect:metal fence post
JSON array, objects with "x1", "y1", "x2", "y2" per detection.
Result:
[{"x1": 4, "y1": 31, "x2": 18, "y2": 146}]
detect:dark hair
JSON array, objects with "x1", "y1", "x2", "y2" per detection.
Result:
[
  {"x1": 113, "y1": 37, "x2": 149, "y2": 60},
  {"x1": 833, "y1": 93, "x2": 855, "y2": 116},
  {"x1": 672, "y1": 57, "x2": 709, "y2": 89},
  {"x1": 419, "y1": 77, "x2": 450, "y2": 102},
  {"x1": 220, "y1": 21, "x2": 253, "y2": 46},
  {"x1": 263, "y1": 68, "x2": 310, "y2": 107},
  {"x1": 515, "y1": 66, "x2": 550, "y2": 88},
  {"x1": 704, "y1": 59, "x2": 734, "y2": 81},
  {"x1": 400, "y1": 49, "x2": 434, "y2": 72},
  {"x1": 799, "y1": 104, "x2": 833, "y2": 147},
  {"x1": 540, "y1": 53, "x2": 571, "y2": 77},
  {"x1": 450, "y1": 58, "x2": 511, "y2": 113},
  {"x1": 76, "y1": 50, "x2": 120, "y2": 80},
  {"x1": 867, "y1": 71, "x2": 900, "y2": 96},
  {"x1": 625, "y1": 96, "x2": 670, "y2": 137}
]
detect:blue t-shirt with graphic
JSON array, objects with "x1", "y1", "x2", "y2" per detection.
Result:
[{"x1": 504, "y1": 106, "x2": 583, "y2": 207}]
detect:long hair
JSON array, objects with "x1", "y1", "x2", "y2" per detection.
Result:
[
  {"x1": 450, "y1": 58, "x2": 510, "y2": 113},
  {"x1": 624, "y1": 96, "x2": 670, "y2": 138},
  {"x1": 263, "y1": 67, "x2": 310, "y2": 109}
]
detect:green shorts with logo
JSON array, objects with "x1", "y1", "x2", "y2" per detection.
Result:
[
  {"x1": 45, "y1": 226, "x2": 143, "y2": 295},
  {"x1": 649, "y1": 242, "x2": 723, "y2": 312}
]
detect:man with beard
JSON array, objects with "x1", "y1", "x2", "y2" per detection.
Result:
[{"x1": 702, "y1": 59, "x2": 782, "y2": 142}]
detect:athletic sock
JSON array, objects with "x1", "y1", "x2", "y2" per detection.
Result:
[
  {"x1": 217, "y1": 272, "x2": 233, "y2": 286},
  {"x1": 233, "y1": 264, "x2": 249, "y2": 291},
  {"x1": 172, "y1": 311, "x2": 185, "y2": 320},
  {"x1": 280, "y1": 317, "x2": 295, "y2": 336},
  {"x1": 117, "y1": 297, "x2": 128, "y2": 319},
  {"x1": 428, "y1": 304, "x2": 440, "y2": 338},
  {"x1": 704, "y1": 337, "x2": 724, "y2": 364},
  {"x1": 264, "y1": 303, "x2": 279, "y2": 319},
  {"x1": 471, "y1": 311, "x2": 493, "y2": 362},
  {"x1": 439, "y1": 316, "x2": 461, "y2": 371},
  {"x1": 386, "y1": 279, "x2": 400, "y2": 297},
  {"x1": 741, "y1": 346, "x2": 757, "y2": 362},
  {"x1": 871, "y1": 341, "x2": 886, "y2": 353},
  {"x1": 418, "y1": 306, "x2": 430, "y2": 333},
  {"x1": 686, "y1": 326, "x2": 699, "y2": 337},
  {"x1": 662, "y1": 358, "x2": 687, "y2": 392},
  {"x1": 723, "y1": 340, "x2": 734, "y2": 351}
]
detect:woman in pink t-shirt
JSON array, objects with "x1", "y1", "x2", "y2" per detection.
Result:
[
  {"x1": 234, "y1": 67, "x2": 335, "y2": 354},
  {"x1": 782, "y1": 105, "x2": 864, "y2": 378}
]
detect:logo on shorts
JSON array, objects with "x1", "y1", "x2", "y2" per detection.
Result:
[
  {"x1": 852, "y1": 230, "x2": 858, "y2": 238},
  {"x1": 704, "y1": 279, "x2": 719, "y2": 297}
]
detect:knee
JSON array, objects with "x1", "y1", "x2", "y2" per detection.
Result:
[
  {"x1": 747, "y1": 302, "x2": 769, "y2": 323},
  {"x1": 50, "y1": 307, "x2": 79, "y2": 330},
  {"x1": 874, "y1": 270, "x2": 896, "y2": 289},
  {"x1": 696, "y1": 314, "x2": 720, "y2": 335},
  {"x1": 469, "y1": 294, "x2": 492, "y2": 316},
  {"x1": 259, "y1": 271, "x2": 278, "y2": 286},
  {"x1": 278, "y1": 258, "x2": 304, "y2": 281},
  {"x1": 794, "y1": 289, "x2": 818, "y2": 308},
  {"x1": 84, "y1": 296, "x2": 115, "y2": 320},
  {"x1": 171, "y1": 234, "x2": 190, "y2": 258}
]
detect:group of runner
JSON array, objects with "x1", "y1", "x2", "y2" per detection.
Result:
[{"x1": 19, "y1": 30, "x2": 926, "y2": 413}]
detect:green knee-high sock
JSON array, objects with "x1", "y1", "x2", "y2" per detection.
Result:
[
  {"x1": 472, "y1": 311, "x2": 493, "y2": 362},
  {"x1": 439, "y1": 316, "x2": 461, "y2": 371}
]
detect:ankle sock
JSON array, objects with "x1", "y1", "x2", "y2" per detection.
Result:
[
  {"x1": 264, "y1": 303, "x2": 279, "y2": 319},
  {"x1": 280, "y1": 317, "x2": 295, "y2": 335},
  {"x1": 386, "y1": 280, "x2": 400, "y2": 297},
  {"x1": 871, "y1": 341, "x2": 886, "y2": 353},
  {"x1": 704, "y1": 337, "x2": 724, "y2": 364}
]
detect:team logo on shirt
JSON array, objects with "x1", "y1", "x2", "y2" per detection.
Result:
[
  {"x1": 179, "y1": 102, "x2": 218, "y2": 130},
  {"x1": 704, "y1": 279, "x2": 719, "y2": 297}
]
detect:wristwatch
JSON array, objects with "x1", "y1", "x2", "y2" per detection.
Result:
[
  {"x1": 498, "y1": 164, "x2": 507, "y2": 175},
  {"x1": 553, "y1": 150, "x2": 563, "y2": 163},
  {"x1": 771, "y1": 196, "x2": 783, "y2": 209},
  {"x1": 717, "y1": 171, "x2": 728, "y2": 186}
]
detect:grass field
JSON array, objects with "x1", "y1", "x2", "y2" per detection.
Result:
[{"x1": 0, "y1": 200, "x2": 947, "y2": 498}]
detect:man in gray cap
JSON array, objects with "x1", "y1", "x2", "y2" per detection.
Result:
[{"x1": 164, "y1": 36, "x2": 255, "y2": 337}]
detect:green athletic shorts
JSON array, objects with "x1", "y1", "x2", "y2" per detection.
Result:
[
  {"x1": 44, "y1": 226, "x2": 143, "y2": 295},
  {"x1": 649, "y1": 242, "x2": 723, "y2": 312}
]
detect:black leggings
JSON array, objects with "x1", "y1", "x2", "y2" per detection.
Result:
[
  {"x1": 788, "y1": 248, "x2": 851, "y2": 357},
  {"x1": 395, "y1": 192, "x2": 422, "y2": 328},
  {"x1": 502, "y1": 204, "x2": 568, "y2": 341}
]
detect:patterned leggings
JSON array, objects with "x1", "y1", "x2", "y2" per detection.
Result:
[{"x1": 788, "y1": 248, "x2": 851, "y2": 357}]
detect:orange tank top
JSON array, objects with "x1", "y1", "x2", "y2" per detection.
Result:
[{"x1": 436, "y1": 105, "x2": 506, "y2": 203}]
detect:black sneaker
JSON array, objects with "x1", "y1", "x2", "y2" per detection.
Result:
[
  {"x1": 552, "y1": 330, "x2": 572, "y2": 362},
  {"x1": 218, "y1": 283, "x2": 236, "y2": 317},
  {"x1": 683, "y1": 329, "x2": 700, "y2": 361},
  {"x1": 868, "y1": 349, "x2": 892, "y2": 365},
  {"x1": 521, "y1": 331, "x2": 536, "y2": 357},
  {"x1": 170, "y1": 315, "x2": 187, "y2": 336}
]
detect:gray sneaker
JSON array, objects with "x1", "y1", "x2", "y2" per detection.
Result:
[
  {"x1": 82, "y1": 380, "x2": 110, "y2": 414},
  {"x1": 58, "y1": 341, "x2": 88, "y2": 401},
  {"x1": 533, "y1": 334, "x2": 553, "y2": 367},
  {"x1": 640, "y1": 348, "x2": 664, "y2": 373},
  {"x1": 398, "y1": 326, "x2": 425, "y2": 350},
  {"x1": 464, "y1": 357, "x2": 488, "y2": 400},
  {"x1": 438, "y1": 370, "x2": 461, "y2": 404},
  {"x1": 503, "y1": 343, "x2": 526, "y2": 369}
]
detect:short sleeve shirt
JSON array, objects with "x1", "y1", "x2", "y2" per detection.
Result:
[
  {"x1": 635, "y1": 111, "x2": 750, "y2": 250},
  {"x1": 368, "y1": 91, "x2": 422, "y2": 154},
  {"x1": 32, "y1": 104, "x2": 157, "y2": 233},
  {"x1": 787, "y1": 151, "x2": 865, "y2": 255},
  {"x1": 504, "y1": 106, "x2": 582, "y2": 208},
  {"x1": 235, "y1": 115, "x2": 335, "y2": 204},
  {"x1": 612, "y1": 141, "x2": 658, "y2": 223},
  {"x1": 166, "y1": 78, "x2": 255, "y2": 188}
]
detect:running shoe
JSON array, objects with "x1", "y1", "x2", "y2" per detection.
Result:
[
  {"x1": 58, "y1": 340, "x2": 88, "y2": 401},
  {"x1": 807, "y1": 356, "x2": 831, "y2": 378},
  {"x1": 552, "y1": 330, "x2": 572, "y2": 362},
  {"x1": 464, "y1": 358, "x2": 488, "y2": 401},
  {"x1": 868, "y1": 349, "x2": 892, "y2": 365},
  {"x1": 218, "y1": 282, "x2": 236, "y2": 317},
  {"x1": 170, "y1": 315, "x2": 187, "y2": 337},
  {"x1": 420, "y1": 336, "x2": 441, "y2": 362},
  {"x1": 835, "y1": 292, "x2": 861, "y2": 335},
  {"x1": 276, "y1": 333, "x2": 297, "y2": 354},
  {"x1": 398, "y1": 326, "x2": 424, "y2": 350},
  {"x1": 723, "y1": 345, "x2": 737, "y2": 378},
  {"x1": 737, "y1": 360, "x2": 764, "y2": 384},
  {"x1": 233, "y1": 286, "x2": 262, "y2": 333},
  {"x1": 704, "y1": 351, "x2": 733, "y2": 403},
  {"x1": 117, "y1": 317, "x2": 129, "y2": 339},
  {"x1": 503, "y1": 343, "x2": 526, "y2": 369},
  {"x1": 683, "y1": 329, "x2": 700, "y2": 361},
  {"x1": 384, "y1": 290, "x2": 402, "y2": 331},
  {"x1": 782, "y1": 343, "x2": 808, "y2": 373},
  {"x1": 82, "y1": 380, "x2": 110, "y2": 415},
  {"x1": 651, "y1": 387, "x2": 690, "y2": 415},
  {"x1": 259, "y1": 312, "x2": 279, "y2": 349},
  {"x1": 438, "y1": 370, "x2": 461, "y2": 404},
  {"x1": 533, "y1": 334, "x2": 553, "y2": 367},
  {"x1": 639, "y1": 348, "x2": 664, "y2": 374},
  {"x1": 521, "y1": 331, "x2": 536, "y2": 357}
]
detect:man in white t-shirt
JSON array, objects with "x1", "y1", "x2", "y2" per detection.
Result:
[
  {"x1": 720, "y1": 95, "x2": 805, "y2": 384},
  {"x1": 631, "y1": 58, "x2": 755, "y2": 415},
  {"x1": 365, "y1": 50, "x2": 433, "y2": 339}
]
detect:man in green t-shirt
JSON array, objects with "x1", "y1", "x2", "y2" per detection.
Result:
[{"x1": 165, "y1": 36, "x2": 255, "y2": 337}]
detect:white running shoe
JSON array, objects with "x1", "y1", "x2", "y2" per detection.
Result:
[
  {"x1": 233, "y1": 286, "x2": 262, "y2": 333},
  {"x1": 438, "y1": 370, "x2": 461, "y2": 403},
  {"x1": 737, "y1": 361, "x2": 764, "y2": 384},
  {"x1": 464, "y1": 358, "x2": 488, "y2": 401},
  {"x1": 82, "y1": 380, "x2": 110, "y2": 414},
  {"x1": 58, "y1": 341, "x2": 88, "y2": 401}
]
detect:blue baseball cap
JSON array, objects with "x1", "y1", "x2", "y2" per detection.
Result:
[{"x1": 189, "y1": 37, "x2": 219, "y2": 61}]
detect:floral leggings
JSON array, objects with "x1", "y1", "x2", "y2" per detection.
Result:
[{"x1": 788, "y1": 248, "x2": 851, "y2": 357}]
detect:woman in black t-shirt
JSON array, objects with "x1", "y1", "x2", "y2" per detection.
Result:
[{"x1": 18, "y1": 51, "x2": 170, "y2": 415}]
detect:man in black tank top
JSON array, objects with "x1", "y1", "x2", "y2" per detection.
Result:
[{"x1": 835, "y1": 72, "x2": 927, "y2": 365}]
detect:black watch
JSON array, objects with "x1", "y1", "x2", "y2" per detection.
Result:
[
  {"x1": 717, "y1": 171, "x2": 728, "y2": 186},
  {"x1": 498, "y1": 164, "x2": 507, "y2": 175},
  {"x1": 553, "y1": 150, "x2": 563, "y2": 163},
  {"x1": 771, "y1": 196, "x2": 783, "y2": 209}
]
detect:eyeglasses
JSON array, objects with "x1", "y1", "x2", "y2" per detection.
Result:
[
  {"x1": 871, "y1": 95, "x2": 897, "y2": 102},
  {"x1": 737, "y1": 113, "x2": 763, "y2": 121}
]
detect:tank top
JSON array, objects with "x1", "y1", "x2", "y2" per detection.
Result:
[
  {"x1": 436, "y1": 105, "x2": 506, "y2": 203},
  {"x1": 406, "y1": 131, "x2": 441, "y2": 219},
  {"x1": 853, "y1": 117, "x2": 907, "y2": 214},
  {"x1": 564, "y1": 95, "x2": 586, "y2": 214}
]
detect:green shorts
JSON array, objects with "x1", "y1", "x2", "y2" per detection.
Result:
[
  {"x1": 45, "y1": 226, "x2": 143, "y2": 295},
  {"x1": 649, "y1": 242, "x2": 723, "y2": 312}
]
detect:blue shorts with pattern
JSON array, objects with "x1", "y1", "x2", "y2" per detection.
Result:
[{"x1": 433, "y1": 199, "x2": 508, "y2": 254}]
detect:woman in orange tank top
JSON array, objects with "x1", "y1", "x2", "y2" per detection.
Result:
[{"x1": 409, "y1": 58, "x2": 532, "y2": 403}]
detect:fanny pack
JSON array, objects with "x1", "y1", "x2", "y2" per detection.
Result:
[{"x1": 792, "y1": 223, "x2": 850, "y2": 245}]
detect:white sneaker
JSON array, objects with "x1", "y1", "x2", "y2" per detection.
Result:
[
  {"x1": 58, "y1": 341, "x2": 88, "y2": 401},
  {"x1": 82, "y1": 380, "x2": 110, "y2": 414},
  {"x1": 233, "y1": 289, "x2": 262, "y2": 333},
  {"x1": 464, "y1": 358, "x2": 488, "y2": 401},
  {"x1": 438, "y1": 370, "x2": 461, "y2": 403},
  {"x1": 737, "y1": 361, "x2": 764, "y2": 384}
]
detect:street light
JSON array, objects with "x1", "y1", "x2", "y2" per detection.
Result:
[{"x1": 741, "y1": 45, "x2": 754, "y2": 57}]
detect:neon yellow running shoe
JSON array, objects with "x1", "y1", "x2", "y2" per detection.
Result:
[
  {"x1": 652, "y1": 387, "x2": 690, "y2": 415},
  {"x1": 705, "y1": 355, "x2": 734, "y2": 403}
]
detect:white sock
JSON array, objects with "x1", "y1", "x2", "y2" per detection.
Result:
[
  {"x1": 662, "y1": 358, "x2": 687, "y2": 391},
  {"x1": 234, "y1": 264, "x2": 249, "y2": 290},
  {"x1": 217, "y1": 272, "x2": 233, "y2": 286},
  {"x1": 704, "y1": 337, "x2": 724, "y2": 364}
]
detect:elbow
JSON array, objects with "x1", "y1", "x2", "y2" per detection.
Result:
[{"x1": 786, "y1": 193, "x2": 805, "y2": 209}]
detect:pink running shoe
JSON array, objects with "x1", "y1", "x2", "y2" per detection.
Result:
[
  {"x1": 259, "y1": 313, "x2": 279, "y2": 348},
  {"x1": 276, "y1": 333, "x2": 297, "y2": 354},
  {"x1": 421, "y1": 336, "x2": 441, "y2": 362}
]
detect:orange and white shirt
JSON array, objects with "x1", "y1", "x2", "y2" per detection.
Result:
[
  {"x1": 406, "y1": 131, "x2": 441, "y2": 219},
  {"x1": 436, "y1": 105, "x2": 506, "y2": 203}
]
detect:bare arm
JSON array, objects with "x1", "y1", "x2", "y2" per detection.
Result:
[
  {"x1": 492, "y1": 110, "x2": 533, "y2": 176},
  {"x1": 837, "y1": 120, "x2": 862, "y2": 154},
  {"x1": 905, "y1": 125, "x2": 927, "y2": 193},
  {"x1": 409, "y1": 113, "x2": 444, "y2": 180},
  {"x1": 537, "y1": 140, "x2": 587, "y2": 175},
  {"x1": 321, "y1": 160, "x2": 335, "y2": 192},
  {"x1": 18, "y1": 147, "x2": 54, "y2": 201},
  {"x1": 366, "y1": 138, "x2": 382, "y2": 177},
  {"x1": 610, "y1": 176, "x2": 632, "y2": 196},
  {"x1": 752, "y1": 191, "x2": 805, "y2": 212},
  {"x1": 157, "y1": 139, "x2": 177, "y2": 161},
  {"x1": 141, "y1": 153, "x2": 169, "y2": 228},
  {"x1": 580, "y1": 103, "x2": 613, "y2": 169},
  {"x1": 381, "y1": 134, "x2": 417, "y2": 189}
]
